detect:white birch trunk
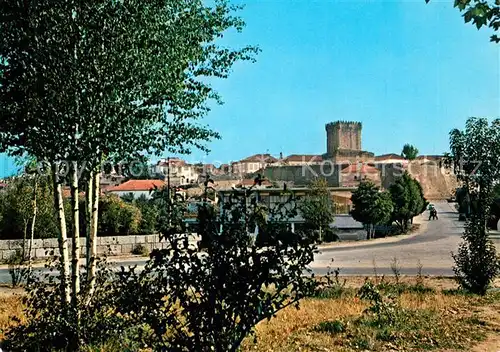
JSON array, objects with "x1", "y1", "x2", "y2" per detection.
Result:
[
  {"x1": 28, "y1": 178, "x2": 38, "y2": 269},
  {"x1": 85, "y1": 172, "x2": 93, "y2": 271},
  {"x1": 70, "y1": 161, "x2": 80, "y2": 302},
  {"x1": 87, "y1": 171, "x2": 100, "y2": 299},
  {"x1": 52, "y1": 163, "x2": 71, "y2": 305}
]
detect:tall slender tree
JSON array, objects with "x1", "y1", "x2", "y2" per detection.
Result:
[
  {"x1": 351, "y1": 181, "x2": 393, "y2": 239},
  {"x1": 447, "y1": 117, "x2": 500, "y2": 294},
  {"x1": 0, "y1": 0, "x2": 257, "y2": 330}
]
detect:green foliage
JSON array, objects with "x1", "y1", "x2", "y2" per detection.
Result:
[
  {"x1": 493, "y1": 183, "x2": 500, "y2": 199},
  {"x1": 113, "y1": 189, "x2": 318, "y2": 351},
  {"x1": 4, "y1": 260, "x2": 129, "y2": 351},
  {"x1": 312, "y1": 265, "x2": 353, "y2": 299},
  {"x1": 0, "y1": 176, "x2": 57, "y2": 240},
  {"x1": 300, "y1": 178, "x2": 336, "y2": 241},
  {"x1": 315, "y1": 320, "x2": 345, "y2": 333},
  {"x1": 453, "y1": 216, "x2": 500, "y2": 295},
  {"x1": 389, "y1": 172, "x2": 427, "y2": 232},
  {"x1": 401, "y1": 143, "x2": 419, "y2": 160},
  {"x1": 447, "y1": 117, "x2": 500, "y2": 295},
  {"x1": 358, "y1": 281, "x2": 398, "y2": 327},
  {"x1": 6, "y1": 248, "x2": 28, "y2": 287},
  {"x1": 426, "y1": 0, "x2": 500, "y2": 43},
  {"x1": 350, "y1": 181, "x2": 393, "y2": 239},
  {"x1": 133, "y1": 195, "x2": 160, "y2": 235},
  {"x1": 98, "y1": 195, "x2": 141, "y2": 236},
  {"x1": 131, "y1": 243, "x2": 150, "y2": 256}
]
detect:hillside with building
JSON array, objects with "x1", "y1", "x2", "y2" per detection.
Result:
[{"x1": 53, "y1": 120, "x2": 457, "y2": 207}]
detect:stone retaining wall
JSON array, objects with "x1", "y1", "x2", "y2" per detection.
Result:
[{"x1": 0, "y1": 234, "x2": 199, "y2": 261}]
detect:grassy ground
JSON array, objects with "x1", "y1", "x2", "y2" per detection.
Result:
[
  {"x1": 241, "y1": 277, "x2": 500, "y2": 352},
  {"x1": 0, "y1": 277, "x2": 499, "y2": 351}
]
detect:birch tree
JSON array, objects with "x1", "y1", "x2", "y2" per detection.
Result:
[{"x1": 0, "y1": 0, "x2": 257, "y2": 326}]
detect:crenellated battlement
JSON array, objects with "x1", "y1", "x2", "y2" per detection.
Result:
[{"x1": 325, "y1": 121, "x2": 362, "y2": 131}]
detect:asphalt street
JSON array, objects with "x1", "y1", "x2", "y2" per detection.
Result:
[{"x1": 1, "y1": 201, "x2": 497, "y2": 283}]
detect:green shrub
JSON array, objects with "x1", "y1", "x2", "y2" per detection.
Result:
[
  {"x1": 98, "y1": 195, "x2": 141, "y2": 236},
  {"x1": 315, "y1": 320, "x2": 345, "y2": 333},
  {"x1": 131, "y1": 244, "x2": 149, "y2": 256},
  {"x1": 6, "y1": 248, "x2": 27, "y2": 287}
]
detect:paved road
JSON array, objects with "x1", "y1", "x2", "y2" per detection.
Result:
[
  {"x1": 312, "y1": 201, "x2": 468, "y2": 276},
  {"x1": 1, "y1": 202, "x2": 498, "y2": 283}
]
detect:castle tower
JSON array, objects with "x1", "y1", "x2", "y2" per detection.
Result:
[{"x1": 325, "y1": 121, "x2": 362, "y2": 157}]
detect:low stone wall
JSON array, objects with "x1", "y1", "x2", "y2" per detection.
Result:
[{"x1": 0, "y1": 234, "x2": 199, "y2": 261}]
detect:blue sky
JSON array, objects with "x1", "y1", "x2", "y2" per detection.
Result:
[{"x1": 1, "y1": 0, "x2": 499, "y2": 176}]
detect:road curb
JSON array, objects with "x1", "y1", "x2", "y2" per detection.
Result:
[{"x1": 318, "y1": 219, "x2": 428, "y2": 250}]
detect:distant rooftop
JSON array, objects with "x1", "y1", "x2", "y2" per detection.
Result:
[{"x1": 108, "y1": 179, "x2": 165, "y2": 192}]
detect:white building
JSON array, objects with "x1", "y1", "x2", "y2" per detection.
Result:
[
  {"x1": 153, "y1": 158, "x2": 199, "y2": 185},
  {"x1": 107, "y1": 179, "x2": 165, "y2": 199}
]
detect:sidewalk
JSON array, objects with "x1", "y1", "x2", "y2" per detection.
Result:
[{"x1": 318, "y1": 214, "x2": 429, "y2": 250}]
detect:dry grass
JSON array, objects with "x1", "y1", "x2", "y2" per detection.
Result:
[
  {"x1": 241, "y1": 278, "x2": 500, "y2": 352},
  {"x1": 0, "y1": 278, "x2": 499, "y2": 351},
  {"x1": 0, "y1": 294, "x2": 24, "y2": 340}
]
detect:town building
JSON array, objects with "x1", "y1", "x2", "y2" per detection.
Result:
[
  {"x1": 281, "y1": 154, "x2": 324, "y2": 166},
  {"x1": 153, "y1": 158, "x2": 199, "y2": 185},
  {"x1": 231, "y1": 154, "x2": 278, "y2": 176},
  {"x1": 107, "y1": 179, "x2": 165, "y2": 199}
]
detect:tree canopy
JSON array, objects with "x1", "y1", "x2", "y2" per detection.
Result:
[
  {"x1": 446, "y1": 117, "x2": 500, "y2": 294},
  {"x1": 426, "y1": 0, "x2": 500, "y2": 43},
  {"x1": 389, "y1": 172, "x2": 427, "y2": 232},
  {"x1": 401, "y1": 144, "x2": 419, "y2": 160},
  {"x1": 350, "y1": 181, "x2": 393, "y2": 239},
  {"x1": 300, "y1": 178, "x2": 336, "y2": 241}
]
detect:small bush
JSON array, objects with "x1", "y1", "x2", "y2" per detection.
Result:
[
  {"x1": 131, "y1": 244, "x2": 149, "y2": 256},
  {"x1": 453, "y1": 217, "x2": 500, "y2": 295},
  {"x1": 312, "y1": 265, "x2": 351, "y2": 299},
  {"x1": 6, "y1": 249, "x2": 28, "y2": 287},
  {"x1": 358, "y1": 280, "x2": 398, "y2": 326},
  {"x1": 315, "y1": 320, "x2": 345, "y2": 334}
]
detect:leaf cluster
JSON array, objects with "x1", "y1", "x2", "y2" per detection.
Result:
[
  {"x1": 426, "y1": 0, "x2": 500, "y2": 43},
  {"x1": 112, "y1": 189, "x2": 318, "y2": 351}
]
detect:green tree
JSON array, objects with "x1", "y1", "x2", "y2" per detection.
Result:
[
  {"x1": 98, "y1": 194, "x2": 141, "y2": 236},
  {"x1": 111, "y1": 189, "x2": 317, "y2": 351},
  {"x1": 300, "y1": 178, "x2": 335, "y2": 242},
  {"x1": 134, "y1": 195, "x2": 160, "y2": 235},
  {"x1": 1, "y1": 0, "x2": 256, "y2": 326},
  {"x1": 350, "y1": 181, "x2": 393, "y2": 239},
  {"x1": 493, "y1": 183, "x2": 500, "y2": 199},
  {"x1": 401, "y1": 144, "x2": 419, "y2": 160},
  {"x1": 447, "y1": 117, "x2": 500, "y2": 294},
  {"x1": 389, "y1": 172, "x2": 427, "y2": 232},
  {"x1": 426, "y1": 0, "x2": 500, "y2": 43}
]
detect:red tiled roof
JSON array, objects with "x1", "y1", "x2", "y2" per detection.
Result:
[
  {"x1": 341, "y1": 164, "x2": 379, "y2": 174},
  {"x1": 374, "y1": 154, "x2": 405, "y2": 161},
  {"x1": 108, "y1": 179, "x2": 165, "y2": 192},
  {"x1": 285, "y1": 154, "x2": 324, "y2": 162},
  {"x1": 239, "y1": 154, "x2": 278, "y2": 163}
]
